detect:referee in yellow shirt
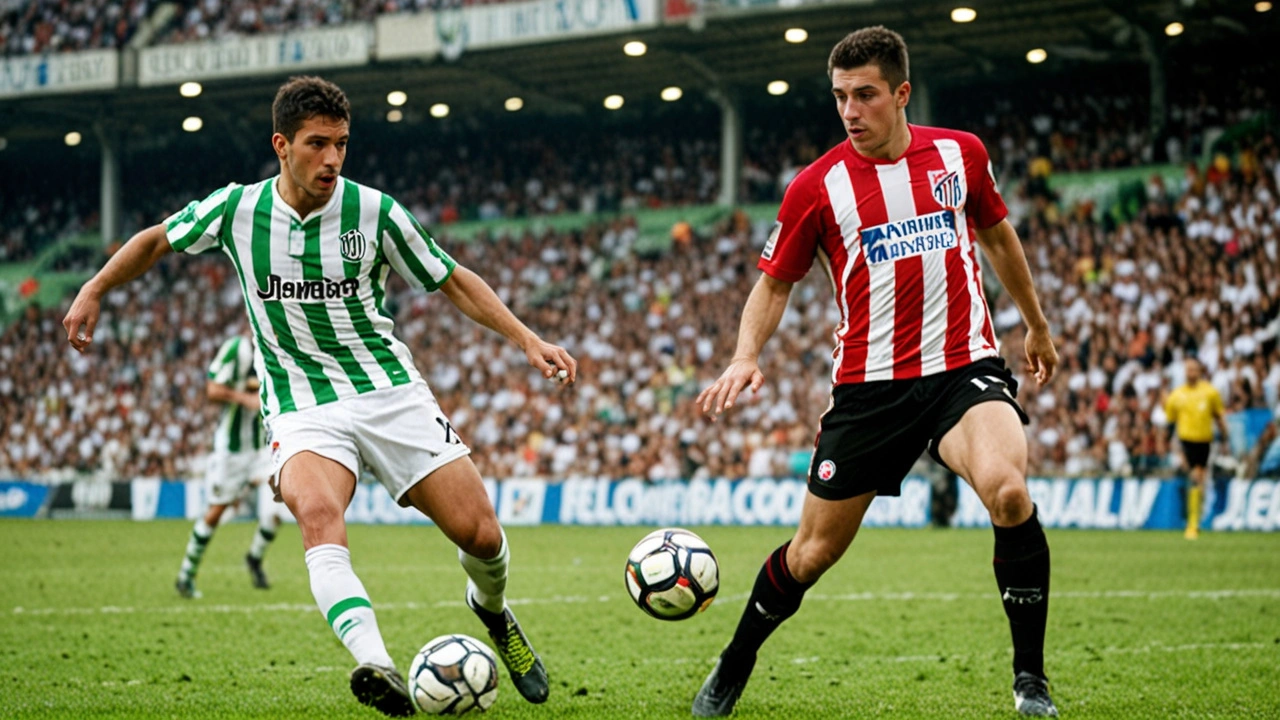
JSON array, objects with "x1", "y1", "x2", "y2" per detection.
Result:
[{"x1": 1163, "y1": 358, "x2": 1229, "y2": 539}]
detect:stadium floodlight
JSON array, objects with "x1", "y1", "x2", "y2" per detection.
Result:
[
  {"x1": 784, "y1": 28, "x2": 808, "y2": 43},
  {"x1": 430, "y1": 103, "x2": 449, "y2": 118},
  {"x1": 387, "y1": 91, "x2": 407, "y2": 107},
  {"x1": 1165, "y1": 22, "x2": 1184, "y2": 36},
  {"x1": 182, "y1": 116, "x2": 203, "y2": 133},
  {"x1": 1257, "y1": 1, "x2": 1272, "y2": 12},
  {"x1": 767, "y1": 80, "x2": 790, "y2": 96},
  {"x1": 387, "y1": 109, "x2": 403, "y2": 123},
  {"x1": 1026, "y1": 48, "x2": 1047, "y2": 64},
  {"x1": 64, "y1": 131, "x2": 82, "y2": 146},
  {"x1": 950, "y1": 7, "x2": 977, "y2": 23},
  {"x1": 661, "y1": 86, "x2": 683, "y2": 102},
  {"x1": 604, "y1": 94, "x2": 625, "y2": 110},
  {"x1": 0, "y1": 137, "x2": 7, "y2": 151},
  {"x1": 505, "y1": 97, "x2": 524, "y2": 112},
  {"x1": 623, "y1": 41, "x2": 647, "y2": 57},
  {"x1": 179, "y1": 82, "x2": 202, "y2": 98}
]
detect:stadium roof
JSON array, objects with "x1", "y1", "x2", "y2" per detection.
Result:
[{"x1": 2, "y1": 0, "x2": 1275, "y2": 146}]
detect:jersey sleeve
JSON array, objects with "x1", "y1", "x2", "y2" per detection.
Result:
[
  {"x1": 1210, "y1": 387, "x2": 1225, "y2": 416},
  {"x1": 758, "y1": 171, "x2": 824, "y2": 283},
  {"x1": 165, "y1": 183, "x2": 238, "y2": 254},
  {"x1": 1163, "y1": 391, "x2": 1178, "y2": 423},
  {"x1": 379, "y1": 195, "x2": 457, "y2": 292},
  {"x1": 963, "y1": 136, "x2": 1008, "y2": 230},
  {"x1": 207, "y1": 337, "x2": 241, "y2": 384}
]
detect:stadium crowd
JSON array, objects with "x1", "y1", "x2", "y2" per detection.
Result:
[
  {"x1": 2, "y1": 128, "x2": 1278, "y2": 481},
  {"x1": 1, "y1": 0, "x2": 148, "y2": 55}
]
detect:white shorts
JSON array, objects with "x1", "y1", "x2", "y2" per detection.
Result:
[
  {"x1": 265, "y1": 383, "x2": 471, "y2": 505},
  {"x1": 206, "y1": 448, "x2": 272, "y2": 506}
]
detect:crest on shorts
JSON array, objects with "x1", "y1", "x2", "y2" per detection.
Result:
[
  {"x1": 929, "y1": 169, "x2": 965, "y2": 210},
  {"x1": 817, "y1": 459, "x2": 837, "y2": 481},
  {"x1": 339, "y1": 229, "x2": 367, "y2": 263}
]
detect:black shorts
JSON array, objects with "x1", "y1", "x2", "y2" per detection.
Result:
[
  {"x1": 808, "y1": 357, "x2": 1030, "y2": 500},
  {"x1": 1181, "y1": 441, "x2": 1211, "y2": 469}
]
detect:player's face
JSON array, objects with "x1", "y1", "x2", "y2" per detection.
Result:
[
  {"x1": 831, "y1": 64, "x2": 910, "y2": 160},
  {"x1": 274, "y1": 114, "x2": 348, "y2": 203},
  {"x1": 1186, "y1": 360, "x2": 1202, "y2": 383}
]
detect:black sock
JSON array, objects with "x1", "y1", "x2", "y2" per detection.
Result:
[
  {"x1": 726, "y1": 542, "x2": 814, "y2": 661},
  {"x1": 993, "y1": 506, "x2": 1051, "y2": 679}
]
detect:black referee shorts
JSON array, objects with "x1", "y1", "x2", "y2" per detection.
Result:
[
  {"x1": 808, "y1": 357, "x2": 1030, "y2": 500},
  {"x1": 1181, "y1": 441, "x2": 1211, "y2": 470}
]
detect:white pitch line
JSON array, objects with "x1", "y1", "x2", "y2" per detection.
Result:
[{"x1": 10, "y1": 588, "x2": 1280, "y2": 617}]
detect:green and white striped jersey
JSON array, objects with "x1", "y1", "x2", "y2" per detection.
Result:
[
  {"x1": 208, "y1": 335, "x2": 264, "y2": 453},
  {"x1": 165, "y1": 176, "x2": 456, "y2": 418}
]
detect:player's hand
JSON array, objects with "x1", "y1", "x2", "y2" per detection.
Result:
[
  {"x1": 1024, "y1": 325, "x2": 1058, "y2": 387},
  {"x1": 697, "y1": 357, "x2": 765, "y2": 419},
  {"x1": 63, "y1": 284, "x2": 102, "y2": 354},
  {"x1": 525, "y1": 338, "x2": 577, "y2": 385}
]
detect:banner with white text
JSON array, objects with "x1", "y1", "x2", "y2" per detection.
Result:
[
  {"x1": 138, "y1": 25, "x2": 372, "y2": 86},
  {"x1": 0, "y1": 50, "x2": 118, "y2": 98},
  {"x1": 4, "y1": 477, "x2": 1277, "y2": 531}
]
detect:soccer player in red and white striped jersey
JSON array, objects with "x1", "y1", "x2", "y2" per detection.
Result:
[{"x1": 694, "y1": 26, "x2": 1061, "y2": 718}]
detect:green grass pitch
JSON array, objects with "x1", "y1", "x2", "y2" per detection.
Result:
[{"x1": 2, "y1": 520, "x2": 1278, "y2": 718}]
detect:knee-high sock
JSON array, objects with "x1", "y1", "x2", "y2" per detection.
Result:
[
  {"x1": 993, "y1": 506, "x2": 1051, "y2": 679},
  {"x1": 248, "y1": 521, "x2": 276, "y2": 560},
  {"x1": 727, "y1": 541, "x2": 814, "y2": 659},
  {"x1": 459, "y1": 530, "x2": 509, "y2": 615},
  {"x1": 305, "y1": 544, "x2": 394, "y2": 668},
  {"x1": 179, "y1": 518, "x2": 215, "y2": 580}
]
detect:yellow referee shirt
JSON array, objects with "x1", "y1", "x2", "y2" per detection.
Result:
[{"x1": 1164, "y1": 381, "x2": 1224, "y2": 443}]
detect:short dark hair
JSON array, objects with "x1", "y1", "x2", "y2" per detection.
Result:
[
  {"x1": 272, "y1": 76, "x2": 351, "y2": 140},
  {"x1": 827, "y1": 26, "x2": 909, "y2": 90}
]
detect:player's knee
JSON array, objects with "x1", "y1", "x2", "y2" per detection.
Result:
[
  {"x1": 293, "y1": 496, "x2": 345, "y2": 530},
  {"x1": 986, "y1": 474, "x2": 1032, "y2": 526},
  {"x1": 788, "y1": 540, "x2": 842, "y2": 584},
  {"x1": 456, "y1": 520, "x2": 503, "y2": 560}
]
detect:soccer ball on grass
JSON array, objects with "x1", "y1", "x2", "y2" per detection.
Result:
[
  {"x1": 624, "y1": 528, "x2": 719, "y2": 620},
  {"x1": 408, "y1": 634, "x2": 499, "y2": 715}
]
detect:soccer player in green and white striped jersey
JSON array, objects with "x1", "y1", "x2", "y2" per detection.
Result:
[
  {"x1": 64, "y1": 76, "x2": 576, "y2": 717},
  {"x1": 175, "y1": 334, "x2": 284, "y2": 600}
]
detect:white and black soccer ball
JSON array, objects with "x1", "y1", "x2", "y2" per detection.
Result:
[
  {"x1": 408, "y1": 634, "x2": 499, "y2": 715},
  {"x1": 625, "y1": 528, "x2": 719, "y2": 621}
]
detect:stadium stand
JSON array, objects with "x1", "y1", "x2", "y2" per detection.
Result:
[{"x1": 0, "y1": 0, "x2": 148, "y2": 55}]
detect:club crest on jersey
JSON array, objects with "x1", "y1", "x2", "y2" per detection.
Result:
[
  {"x1": 860, "y1": 209, "x2": 959, "y2": 265},
  {"x1": 928, "y1": 169, "x2": 965, "y2": 210},
  {"x1": 817, "y1": 459, "x2": 837, "y2": 481},
  {"x1": 339, "y1": 229, "x2": 367, "y2": 263}
]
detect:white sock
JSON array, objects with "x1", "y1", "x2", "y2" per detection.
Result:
[
  {"x1": 179, "y1": 517, "x2": 215, "y2": 580},
  {"x1": 459, "y1": 530, "x2": 509, "y2": 614},
  {"x1": 248, "y1": 521, "x2": 276, "y2": 560},
  {"x1": 304, "y1": 544, "x2": 394, "y2": 668}
]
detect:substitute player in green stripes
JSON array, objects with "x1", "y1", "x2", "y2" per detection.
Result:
[
  {"x1": 63, "y1": 76, "x2": 575, "y2": 717},
  {"x1": 175, "y1": 334, "x2": 282, "y2": 599}
]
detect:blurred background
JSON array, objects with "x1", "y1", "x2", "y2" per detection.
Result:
[{"x1": 1, "y1": 0, "x2": 1278, "y2": 529}]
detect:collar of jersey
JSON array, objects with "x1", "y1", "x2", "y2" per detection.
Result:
[{"x1": 270, "y1": 175, "x2": 343, "y2": 225}]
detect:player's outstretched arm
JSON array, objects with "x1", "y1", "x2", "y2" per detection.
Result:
[
  {"x1": 439, "y1": 264, "x2": 577, "y2": 384},
  {"x1": 975, "y1": 219, "x2": 1058, "y2": 386},
  {"x1": 63, "y1": 224, "x2": 172, "y2": 353},
  {"x1": 697, "y1": 273, "x2": 794, "y2": 418}
]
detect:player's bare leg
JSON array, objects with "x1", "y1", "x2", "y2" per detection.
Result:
[
  {"x1": 693, "y1": 491, "x2": 875, "y2": 717},
  {"x1": 939, "y1": 401, "x2": 1057, "y2": 717},
  {"x1": 281, "y1": 452, "x2": 411, "y2": 717},
  {"x1": 403, "y1": 456, "x2": 549, "y2": 704},
  {"x1": 175, "y1": 503, "x2": 230, "y2": 598}
]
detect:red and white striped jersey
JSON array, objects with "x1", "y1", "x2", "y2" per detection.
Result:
[{"x1": 760, "y1": 125, "x2": 1006, "y2": 385}]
